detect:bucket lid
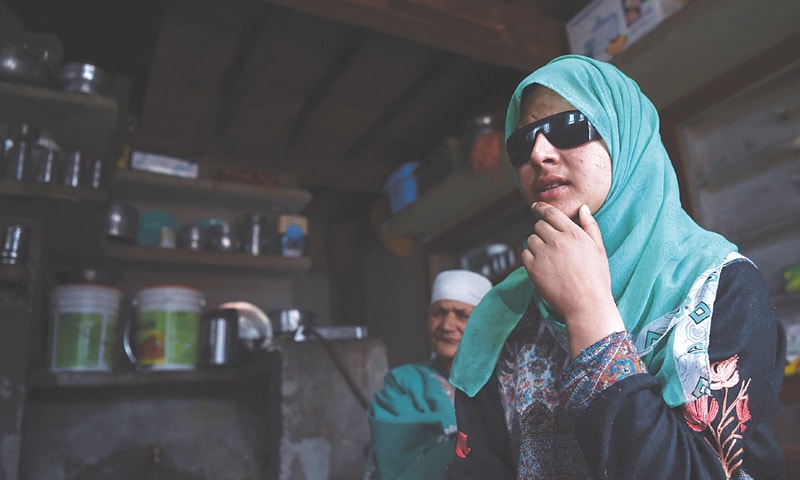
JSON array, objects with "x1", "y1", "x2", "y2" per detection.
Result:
[
  {"x1": 135, "y1": 285, "x2": 202, "y2": 296},
  {"x1": 51, "y1": 284, "x2": 123, "y2": 303},
  {"x1": 134, "y1": 285, "x2": 205, "y2": 310},
  {"x1": 52, "y1": 283, "x2": 123, "y2": 294}
]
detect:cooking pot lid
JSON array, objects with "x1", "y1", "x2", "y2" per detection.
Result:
[{"x1": 218, "y1": 301, "x2": 272, "y2": 350}]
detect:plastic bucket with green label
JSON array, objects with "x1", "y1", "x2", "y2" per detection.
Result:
[
  {"x1": 49, "y1": 284, "x2": 122, "y2": 371},
  {"x1": 127, "y1": 285, "x2": 205, "y2": 370}
]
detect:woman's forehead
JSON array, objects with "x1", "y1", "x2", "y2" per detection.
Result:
[{"x1": 518, "y1": 87, "x2": 577, "y2": 126}]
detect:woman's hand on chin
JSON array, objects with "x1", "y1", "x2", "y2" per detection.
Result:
[{"x1": 521, "y1": 202, "x2": 625, "y2": 357}]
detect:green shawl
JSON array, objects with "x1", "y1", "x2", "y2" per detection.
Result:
[
  {"x1": 450, "y1": 55, "x2": 736, "y2": 407},
  {"x1": 367, "y1": 361, "x2": 455, "y2": 480}
]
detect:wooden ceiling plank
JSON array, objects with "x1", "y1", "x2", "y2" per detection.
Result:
[
  {"x1": 287, "y1": 35, "x2": 442, "y2": 167},
  {"x1": 136, "y1": 0, "x2": 250, "y2": 151},
  {"x1": 262, "y1": 0, "x2": 567, "y2": 70},
  {"x1": 224, "y1": 10, "x2": 356, "y2": 151},
  {"x1": 285, "y1": 27, "x2": 372, "y2": 147},
  {"x1": 342, "y1": 50, "x2": 448, "y2": 159},
  {"x1": 199, "y1": 137, "x2": 388, "y2": 192},
  {"x1": 214, "y1": 1, "x2": 276, "y2": 136},
  {"x1": 350, "y1": 57, "x2": 517, "y2": 171}
]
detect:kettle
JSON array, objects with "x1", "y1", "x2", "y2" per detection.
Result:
[{"x1": 199, "y1": 308, "x2": 240, "y2": 367}]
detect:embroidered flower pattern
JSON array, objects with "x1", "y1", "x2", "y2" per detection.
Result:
[{"x1": 683, "y1": 355, "x2": 751, "y2": 479}]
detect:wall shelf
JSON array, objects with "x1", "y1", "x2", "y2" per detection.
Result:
[
  {"x1": 27, "y1": 354, "x2": 275, "y2": 390},
  {"x1": 382, "y1": 165, "x2": 518, "y2": 242},
  {"x1": 111, "y1": 169, "x2": 312, "y2": 214},
  {"x1": 0, "y1": 81, "x2": 118, "y2": 156},
  {"x1": 0, "y1": 179, "x2": 108, "y2": 203},
  {"x1": 90, "y1": 243, "x2": 312, "y2": 275}
]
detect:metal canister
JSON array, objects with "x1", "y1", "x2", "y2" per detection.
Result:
[
  {"x1": 242, "y1": 213, "x2": 263, "y2": 256},
  {"x1": 1, "y1": 224, "x2": 28, "y2": 265},
  {"x1": 200, "y1": 308, "x2": 240, "y2": 367},
  {"x1": 32, "y1": 134, "x2": 62, "y2": 184},
  {"x1": 3, "y1": 124, "x2": 39, "y2": 182},
  {"x1": 62, "y1": 150, "x2": 84, "y2": 187}
]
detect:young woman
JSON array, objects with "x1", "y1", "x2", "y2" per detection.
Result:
[{"x1": 447, "y1": 55, "x2": 786, "y2": 479}]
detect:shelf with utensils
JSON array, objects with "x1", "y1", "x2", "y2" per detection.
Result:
[
  {"x1": 47, "y1": 242, "x2": 313, "y2": 275},
  {"x1": 110, "y1": 169, "x2": 312, "y2": 214},
  {"x1": 0, "y1": 80, "x2": 119, "y2": 156}
]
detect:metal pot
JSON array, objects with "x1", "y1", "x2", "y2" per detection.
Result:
[
  {"x1": 0, "y1": 43, "x2": 51, "y2": 86},
  {"x1": 267, "y1": 309, "x2": 316, "y2": 335}
]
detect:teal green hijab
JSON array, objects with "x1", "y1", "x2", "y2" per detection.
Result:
[{"x1": 450, "y1": 55, "x2": 736, "y2": 407}]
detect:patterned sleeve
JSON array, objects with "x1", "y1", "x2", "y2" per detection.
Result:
[
  {"x1": 557, "y1": 330, "x2": 647, "y2": 418},
  {"x1": 565, "y1": 261, "x2": 786, "y2": 479}
]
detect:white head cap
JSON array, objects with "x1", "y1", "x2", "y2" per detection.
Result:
[{"x1": 430, "y1": 269, "x2": 492, "y2": 307}]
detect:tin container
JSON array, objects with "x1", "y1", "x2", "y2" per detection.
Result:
[{"x1": 200, "y1": 308, "x2": 240, "y2": 367}]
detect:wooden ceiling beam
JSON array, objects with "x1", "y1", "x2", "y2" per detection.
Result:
[
  {"x1": 262, "y1": 0, "x2": 567, "y2": 71},
  {"x1": 286, "y1": 27, "x2": 371, "y2": 146}
]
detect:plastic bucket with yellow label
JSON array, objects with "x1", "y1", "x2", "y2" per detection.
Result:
[{"x1": 126, "y1": 286, "x2": 205, "y2": 370}]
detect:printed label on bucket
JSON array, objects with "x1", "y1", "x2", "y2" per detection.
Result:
[
  {"x1": 52, "y1": 312, "x2": 115, "y2": 371},
  {"x1": 135, "y1": 311, "x2": 199, "y2": 368}
]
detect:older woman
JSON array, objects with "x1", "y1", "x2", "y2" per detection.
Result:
[
  {"x1": 366, "y1": 269, "x2": 492, "y2": 480},
  {"x1": 447, "y1": 55, "x2": 786, "y2": 479}
]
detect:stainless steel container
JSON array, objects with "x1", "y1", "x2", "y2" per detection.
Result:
[
  {"x1": 178, "y1": 225, "x2": 206, "y2": 251},
  {"x1": 207, "y1": 222, "x2": 240, "y2": 252},
  {"x1": 267, "y1": 309, "x2": 316, "y2": 335},
  {"x1": 1, "y1": 224, "x2": 27, "y2": 265},
  {"x1": 106, "y1": 203, "x2": 139, "y2": 243},
  {"x1": 242, "y1": 213, "x2": 264, "y2": 256},
  {"x1": 62, "y1": 150, "x2": 84, "y2": 187},
  {"x1": 0, "y1": 44, "x2": 51, "y2": 86},
  {"x1": 57, "y1": 63, "x2": 112, "y2": 96},
  {"x1": 32, "y1": 134, "x2": 61, "y2": 184},
  {"x1": 200, "y1": 308, "x2": 240, "y2": 367},
  {"x1": 2, "y1": 124, "x2": 39, "y2": 182}
]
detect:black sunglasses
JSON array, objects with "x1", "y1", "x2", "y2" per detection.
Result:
[{"x1": 506, "y1": 110, "x2": 601, "y2": 167}]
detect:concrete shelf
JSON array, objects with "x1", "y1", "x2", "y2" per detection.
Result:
[{"x1": 27, "y1": 353, "x2": 276, "y2": 390}]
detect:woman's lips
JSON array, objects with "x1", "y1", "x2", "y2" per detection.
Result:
[{"x1": 535, "y1": 177, "x2": 569, "y2": 201}]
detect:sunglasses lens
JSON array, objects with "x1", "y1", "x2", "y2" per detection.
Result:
[
  {"x1": 507, "y1": 131, "x2": 532, "y2": 167},
  {"x1": 548, "y1": 116, "x2": 591, "y2": 149},
  {"x1": 506, "y1": 111, "x2": 598, "y2": 167}
]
